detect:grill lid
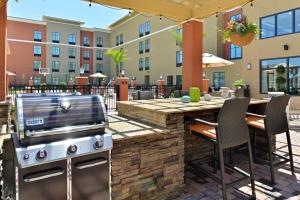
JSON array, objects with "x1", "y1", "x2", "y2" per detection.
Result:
[{"x1": 15, "y1": 94, "x2": 107, "y2": 136}]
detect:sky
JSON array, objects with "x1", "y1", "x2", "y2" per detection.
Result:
[{"x1": 8, "y1": 0, "x2": 129, "y2": 29}]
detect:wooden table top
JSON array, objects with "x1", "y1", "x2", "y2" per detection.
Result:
[{"x1": 117, "y1": 97, "x2": 268, "y2": 114}]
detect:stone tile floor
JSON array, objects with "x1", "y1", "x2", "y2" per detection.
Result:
[{"x1": 177, "y1": 129, "x2": 300, "y2": 200}]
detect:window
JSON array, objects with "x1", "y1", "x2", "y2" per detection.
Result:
[
  {"x1": 68, "y1": 62, "x2": 76, "y2": 72},
  {"x1": 119, "y1": 34, "x2": 124, "y2": 44},
  {"x1": 96, "y1": 63, "x2": 103, "y2": 73},
  {"x1": 52, "y1": 61, "x2": 60, "y2": 72},
  {"x1": 296, "y1": 9, "x2": 300, "y2": 32},
  {"x1": 116, "y1": 35, "x2": 120, "y2": 46},
  {"x1": 139, "y1": 41, "x2": 144, "y2": 54},
  {"x1": 68, "y1": 34, "x2": 76, "y2": 45},
  {"x1": 68, "y1": 48, "x2": 76, "y2": 58},
  {"x1": 83, "y1": 64, "x2": 90, "y2": 73},
  {"x1": 139, "y1": 58, "x2": 144, "y2": 71},
  {"x1": 277, "y1": 11, "x2": 293, "y2": 35},
  {"x1": 96, "y1": 50, "x2": 103, "y2": 60},
  {"x1": 52, "y1": 77, "x2": 59, "y2": 85},
  {"x1": 83, "y1": 36, "x2": 90, "y2": 46},
  {"x1": 33, "y1": 46, "x2": 42, "y2": 56},
  {"x1": 145, "y1": 57, "x2": 150, "y2": 70},
  {"x1": 260, "y1": 8, "x2": 300, "y2": 39},
  {"x1": 145, "y1": 21, "x2": 150, "y2": 35},
  {"x1": 83, "y1": 50, "x2": 90, "y2": 60},
  {"x1": 176, "y1": 50, "x2": 183, "y2": 67},
  {"x1": 213, "y1": 72, "x2": 225, "y2": 89},
  {"x1": 145, "y1": 39, "x2": 150, "y2": 52},
  {"x1": 176, "y1": 75, "x2": 182, "y2": 86},
  {"x1": 96, "y1": 37, "x2": 103, "y2": 47},
  {"x1": 230, "y1": 44, "x2": 242, "y2": 59},
  {"x1": 33, "y1": 31, "x2": 42, "y2": 42},
  {"x1": 167, "y1": 76, "x2": 173, "y2": 85},
  {"x1": 52, "y1": 47, "x2": 60, "y2": 57},
  {"x1": 229, "y1": 14, "x2": 242, "y2": 59},
  {"x1": 139, "y1": 24, "x2": 144, "y2": 37},
  {"x1": 33, "y1": 76, "x2": 41, "y2": 85},
  {"x1": 52, "y1": 32, "x2": 60, "y2": 43},
  {"x1": 33, "y1": 60, "x2": 42, "y2": 71},
  {"x1": 261, "y1": 57, "x2": 300, "y2": 94},
  {"x1": 119, "y1": 62, "x2": 124, "y2": 73}
]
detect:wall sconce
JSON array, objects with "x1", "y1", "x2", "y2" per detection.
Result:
[
  {"x1": 246, "y1": 63, "x2": 252, "y2": 70},
  {"x1": 283, "y1": 44, "x2": 289, "y2": 51}
]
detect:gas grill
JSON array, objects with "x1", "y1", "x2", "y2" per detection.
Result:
[{"x1": 11, "y1": 93, "x2": 113, "y2": 200}]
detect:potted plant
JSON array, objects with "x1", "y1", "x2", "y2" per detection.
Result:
[
  {"x1": 105, "y1": 49, "x2": 126, "y2": 77},
  {"x1": 276, "y1": 65, "x2": 286, "y2": 92},
  {"x1": 233, "y1": 79, "x2": 249, "y2": 97},
  {"x1": 222, "y1": 16, "x2": 258, "y2": 46}
]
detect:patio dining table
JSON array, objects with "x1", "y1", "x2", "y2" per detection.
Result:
[{"x1": 112, "y1": 97, "x2": 268, "y2": 200}]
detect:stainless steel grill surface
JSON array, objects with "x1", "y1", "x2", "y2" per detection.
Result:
[{"x1": 15, "y1": 93, "x2": 108, "y2": 145}]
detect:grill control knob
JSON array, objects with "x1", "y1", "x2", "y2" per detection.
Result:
[
  {"x1": 23, "y1": 154, "x2": 29, "y2": 160},
  {"x1": 36, "y1": 150, "x2": 47, "y2": 161},
  {"x1": 68, "y1": 145, "x2": 78, "y2": 154},
  {"x1": 94, "y1": 140, "x2": 104, "y2": 150}
]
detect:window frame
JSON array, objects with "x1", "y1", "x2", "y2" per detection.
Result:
[
  {"x1": 145, "y1": 57, "x2": 150, "y2": 70},
  {"x1": 96, "y1": 50, "x2": 103, "y2": 60},
  {"x1": 96, "y1": 36, "x2": 103, "y2": 47},
  {"x1": 139, "y1": 24, "x2": 144, "y2": 37},
  {"x1": 52, "y1": 32, "x2": 60, "y2": 43},
  {"x1": 145, "y1": 39, "x2": 150, "y2": 53},
  {"x1": 83, "y1": 50, "x2": 90, "y2": 60},
  {"x1": 68, "y1": 34, "x2": 76, "y2": 45},
  {"x1": 52, "y1": 61, "x2": 60, "y2": 72},
  {"x1": 52, "y1": 46, "x2": 60, "y2": 58},
  {"x1": 83, "y1": 36, "x2": 90, "y2": 47},
  {"x1": 68, "y1": 48, "x2": 76, "y2": 59},
  {"x1": 139, "y1": 41, "x2": 144, "y2": 54},
  {"x1": 68, "y1": 62, "x2": 76, "y2": 72},
  {"x1": 33, "y1": 60, "x2": 42, "y2": 71},
  {"x1": 33, "y1": 31, "x2": 42, "y2": 42},
  {"x1": 260, "y1": 7, "x2": 300, "y2": 39},
  {"x1": 213, "y1": 72, "x2": 225, "y2": 89},
  {"x1": 83, "y1": 63, "x2": 90, "y2": 73},
  {"x1": 229, "y1": 14, "x2": 242, "y2": 60},
  {"x1": 176, "y1": 50, "x2": 183, "y2": 67},
  {"x1": 138, "y1": 58, "x2": 144, "y2": 71},
  {"x1": 145, "y1": 21, "x2": 150, "y2": 35},
  {"x1": 33, "y1": 45, "x2": 42, "y2": 56},
  {"x1": 96, "y1": 63, "x2": 104, "y2": 73},
  {"x1": 259, "y1": 55, "x2": 300, "y2": 94}
]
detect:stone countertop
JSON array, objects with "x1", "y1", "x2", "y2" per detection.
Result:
[
  {"x1": 117, "y1": 97, "x2": 268, "y2": 114},
  {"x1": 106, "y1": 114, "x2": 170, "y2": 142}
]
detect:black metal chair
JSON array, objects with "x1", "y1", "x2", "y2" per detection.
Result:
[
  {"x1": 246, "y1": 95, "x2": 294, "y2": 184},
  {"x1": 188, "y1": 98, "x2": 256, "y2": 200},
  {"x1": 132, "y1": 91, "x2": 154, "y2": 100},
  {"x1": 173, "y1": 90, "x2": 189, "y2": 98}
]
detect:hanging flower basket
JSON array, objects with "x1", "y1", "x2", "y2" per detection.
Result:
[
  {"x1": 230, "y1": 32, "x2": 255, "y2": 46},
  {"x1": 222, "y1": 16, "x2": 258, "y2": 47},
  {"x1": 0, "y1": 0, "x2": 8, "y2": 8}
]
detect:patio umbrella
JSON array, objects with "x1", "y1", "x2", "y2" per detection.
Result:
[
  {"x1": 90, "y1": 72, "x2": 107, "y2": 85},
  {"x1": 202, "y1": 53, "x2": 234, "y2": 78},
  {"x1": 87, "y1": 0, "x2": 253, "y2": 22}
]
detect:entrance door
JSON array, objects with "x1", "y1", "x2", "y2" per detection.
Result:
[
  {"x1": 144, "y1": 75, "x2": 150, "y2": 86},
  {"x1": 167, "y1": 76, "x2": 173, "y2": 85}
]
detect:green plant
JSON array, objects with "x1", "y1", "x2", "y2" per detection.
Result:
[
  {"x1": 233, "y1": 79, "x2": 245, "y2": 88},
  {"x1": 170, "y1": 30, "x2": 183, "y2": 48},
  {"x1": 275, "y1": 65, "x2": 286, "y2": 92},
  {"x1": 105, "y1": 49, "x2": 126, "y2": 77},
  {"x1": 222, "y1": 16, "x2": 258, "y2": 43}
]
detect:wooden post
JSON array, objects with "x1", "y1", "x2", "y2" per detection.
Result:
[
  {"x1": 182, "y1": 20, "x2": 203, "y2": 91},
  {"x1": 0, "y1": 3, "x2": 7, "y2": 101}
]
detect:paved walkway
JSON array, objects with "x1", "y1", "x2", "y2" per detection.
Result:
[{"x1": 177, "y1": 129, "x2": 300, "y2": 200}]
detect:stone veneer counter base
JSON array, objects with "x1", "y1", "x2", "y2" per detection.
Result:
[{"x1": 107, "y1": 114, "x2": 184, "y2": 200}]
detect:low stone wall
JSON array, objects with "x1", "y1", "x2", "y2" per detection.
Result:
[{"x1": 111, "y1": 130, "x2": 185, "y2": 200}]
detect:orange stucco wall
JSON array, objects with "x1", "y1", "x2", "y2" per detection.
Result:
[
  {"x1": 7, "y1": 20, "x2": 46, "y2": 85},
  {"x1": 80, "y1": 30, "x2": 94, "y2": 78},
  {"x1": 223, "y1": 8, "x2": 242, "y2": 60}
]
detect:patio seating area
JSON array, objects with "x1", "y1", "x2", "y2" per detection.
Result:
[{"x1": 177, "y1": 129, "x2": 300, "y2": 200}]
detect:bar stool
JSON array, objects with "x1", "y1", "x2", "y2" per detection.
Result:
[
  {"x1": 246, "y1": 95, "x2": 294, "y2": 184},
  {"x1": 188, "y1": 98, "x2": 256, "y2": 200}
]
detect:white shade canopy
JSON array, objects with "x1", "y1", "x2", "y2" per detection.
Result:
[
  {"x1": 203, "y1": 53, "x2": 234, "y2": 68},
  {"x1": 90, "y1": 72, "x2": 107, "y2": 78}
]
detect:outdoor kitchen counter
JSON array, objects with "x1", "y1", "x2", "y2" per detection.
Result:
[{"x1": 112, "y1": 98, "x2": 268, "y2": 200}]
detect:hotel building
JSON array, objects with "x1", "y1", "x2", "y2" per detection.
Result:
[{"x1": 6, "y1": 0, "x2": 300, "y2": 101}]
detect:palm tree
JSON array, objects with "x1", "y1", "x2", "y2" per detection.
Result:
[{"x1": 105, "y1": 49, "x2": 126, "y2": 77}]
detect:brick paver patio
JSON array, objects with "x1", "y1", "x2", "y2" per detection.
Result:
[{"x1": 177, "y1": 128, "x2": 300, "y2": 200}]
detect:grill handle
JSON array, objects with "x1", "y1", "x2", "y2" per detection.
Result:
[
  {"x1": 75, "y1": 157, "x2": 107, "y2": 170},
  {"x1": 23, "y1": 167, "x2": 64, "y2": 183}
]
